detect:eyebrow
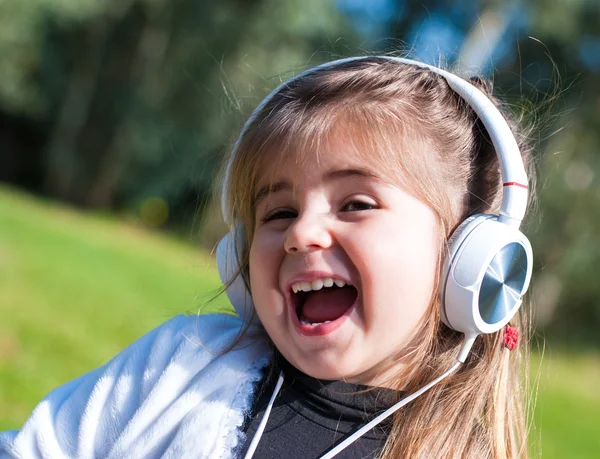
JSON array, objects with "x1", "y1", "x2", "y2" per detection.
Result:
[
  {"x1": 253, "y1": 167, "x2": 382, "y2": 206},
  {"x1": 254, "y1": 181, "x2": 292, "y2": 207},
  {"x1": 325, "y1": 168, "x2": 381, "y2": 181}
]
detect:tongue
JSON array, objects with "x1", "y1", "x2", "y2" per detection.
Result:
[{"x1": 300, "y1": 287, "x2": 356, "y2": 323}]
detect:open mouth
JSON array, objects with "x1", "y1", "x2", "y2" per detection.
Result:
[{"x1": 290, "y1": 278, "x2": 358, "y2": 326}]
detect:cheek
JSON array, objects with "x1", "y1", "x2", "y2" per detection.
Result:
[
  {"x1": 248, "y1": 230, "x2": 283, "y2": 304},
  {"x1": 359, "y1": 212, "x2": 440, "y2": 314}
]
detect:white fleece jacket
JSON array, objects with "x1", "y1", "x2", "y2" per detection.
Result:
[{"x1": 0, "y1": 314, "x2": 271, "y2": 459}]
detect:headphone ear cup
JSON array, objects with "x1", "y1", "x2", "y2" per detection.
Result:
[
  {"x1": 442, "y1": 215, "x2": 532, "y2": 335},
  {"x1": 441, "y1": 215, "x2": 491, "y2": 327},
  {"x1": 216, "y1": 228, "x2": 259, "y2": 325}
]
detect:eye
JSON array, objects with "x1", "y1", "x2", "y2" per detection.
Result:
[
  {"x1": 262, "y1": 208, "x2": 297, "y2": 223},
  {"x1": 341, "y1": 199, "x2": 376, "y2": 212}
]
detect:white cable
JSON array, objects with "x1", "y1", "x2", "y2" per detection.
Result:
[
  {"x1": 243, "y1": 371, "x2": 285, "y2": 459},
  {"x1": 318, "y1": 360, "x2": 462, "y2": 459},
  {"x1": 244, "y1": 335, "x2": 472, "y2": 459}
]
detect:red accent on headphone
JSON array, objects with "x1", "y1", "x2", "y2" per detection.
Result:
[
  {"x1": 504, "y1": 325, "x2": 519, "y2": 350},
  {"x1": 502, "y1": 182, "x2": 528, "y2": 189}
]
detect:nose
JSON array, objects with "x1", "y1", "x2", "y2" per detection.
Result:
[{"x1": 284, "y1": 212, "x2": 333, "y2": 253}]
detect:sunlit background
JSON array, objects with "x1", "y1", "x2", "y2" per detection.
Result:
[{"x1": 1, "y1": 0, "x2": 599, "y2": 457}]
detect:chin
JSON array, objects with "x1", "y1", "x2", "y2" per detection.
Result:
[{"x1": 292, "y1": 353, "x2": 357, "y2": 381}]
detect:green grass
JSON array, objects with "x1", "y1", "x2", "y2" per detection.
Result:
[
  {"x1": 1, "y1": 185, "x2": 599, "y2": 457},
  {"x1": 0, "y1": 185, "x2": 230, "y2": 428},
  {"x1": 530, "y1": 351, "x2": 600, "y2": 458}
]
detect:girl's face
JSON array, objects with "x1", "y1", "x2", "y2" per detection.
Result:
[{"x1": 249, "y1": 135, "x2": 440, "y2": 386}]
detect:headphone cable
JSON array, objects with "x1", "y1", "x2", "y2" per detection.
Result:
[{"x1": 243, "y1": 336, "x2": 473, "y2": 459}]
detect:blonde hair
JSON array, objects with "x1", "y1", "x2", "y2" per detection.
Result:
[{"x1": 224, "y1": 57, "x2": 535, "y2": 458}]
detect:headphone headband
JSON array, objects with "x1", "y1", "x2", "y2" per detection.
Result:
[
  {"x1": 218, "y1": 56, "x2": 533, "y2": 344},
  {"x1": 222, "y1": 56, "x2": 528, "y2": 228}
]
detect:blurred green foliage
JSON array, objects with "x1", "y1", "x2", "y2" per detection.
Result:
[
  {"x1": 0, "y1": 1, "x2": 599, "y2": 346},
  {"x1": 1, "y1": 0, "x2": 355, "y2": 211}
]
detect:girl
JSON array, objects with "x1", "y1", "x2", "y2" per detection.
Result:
[{"x1": 0, "y1": 56, "x2": 534, "y2": 458}]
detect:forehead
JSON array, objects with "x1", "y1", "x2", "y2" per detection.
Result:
[{"x1": 253, "y1": 124, "x2": 405, "y2": 193}]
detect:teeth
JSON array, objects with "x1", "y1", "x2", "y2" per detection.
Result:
[
  {"x1": 291, "y1": 277, "x2": 350, "y2": 294},
  {"x1": 300, "y1": 318, "x2": 332, "y2": 326}
]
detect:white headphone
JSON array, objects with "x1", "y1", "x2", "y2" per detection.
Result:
[{"x1": 216, "y1": 56, "x2": 533, "y2": 362}]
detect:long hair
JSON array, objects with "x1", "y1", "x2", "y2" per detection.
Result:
[{"x1": 224, "y1": 57, "x2": 535, "y2": 458}]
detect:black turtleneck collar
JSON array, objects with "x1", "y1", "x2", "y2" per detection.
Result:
[
  {"x1": 275, "y1": 355, "x2": 401, "y2": 434},
  {"x1": 239, "y1": 352, "x2": 403, "y2": 459}
]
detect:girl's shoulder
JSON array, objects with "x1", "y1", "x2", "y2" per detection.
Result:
[{"x1": 0, "y1": 314, "x2": 271, "y2": 459}]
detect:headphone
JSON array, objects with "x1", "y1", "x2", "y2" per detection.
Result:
[{"x1": 216, "y1": 56, "x2": 533, "y2": 362}]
